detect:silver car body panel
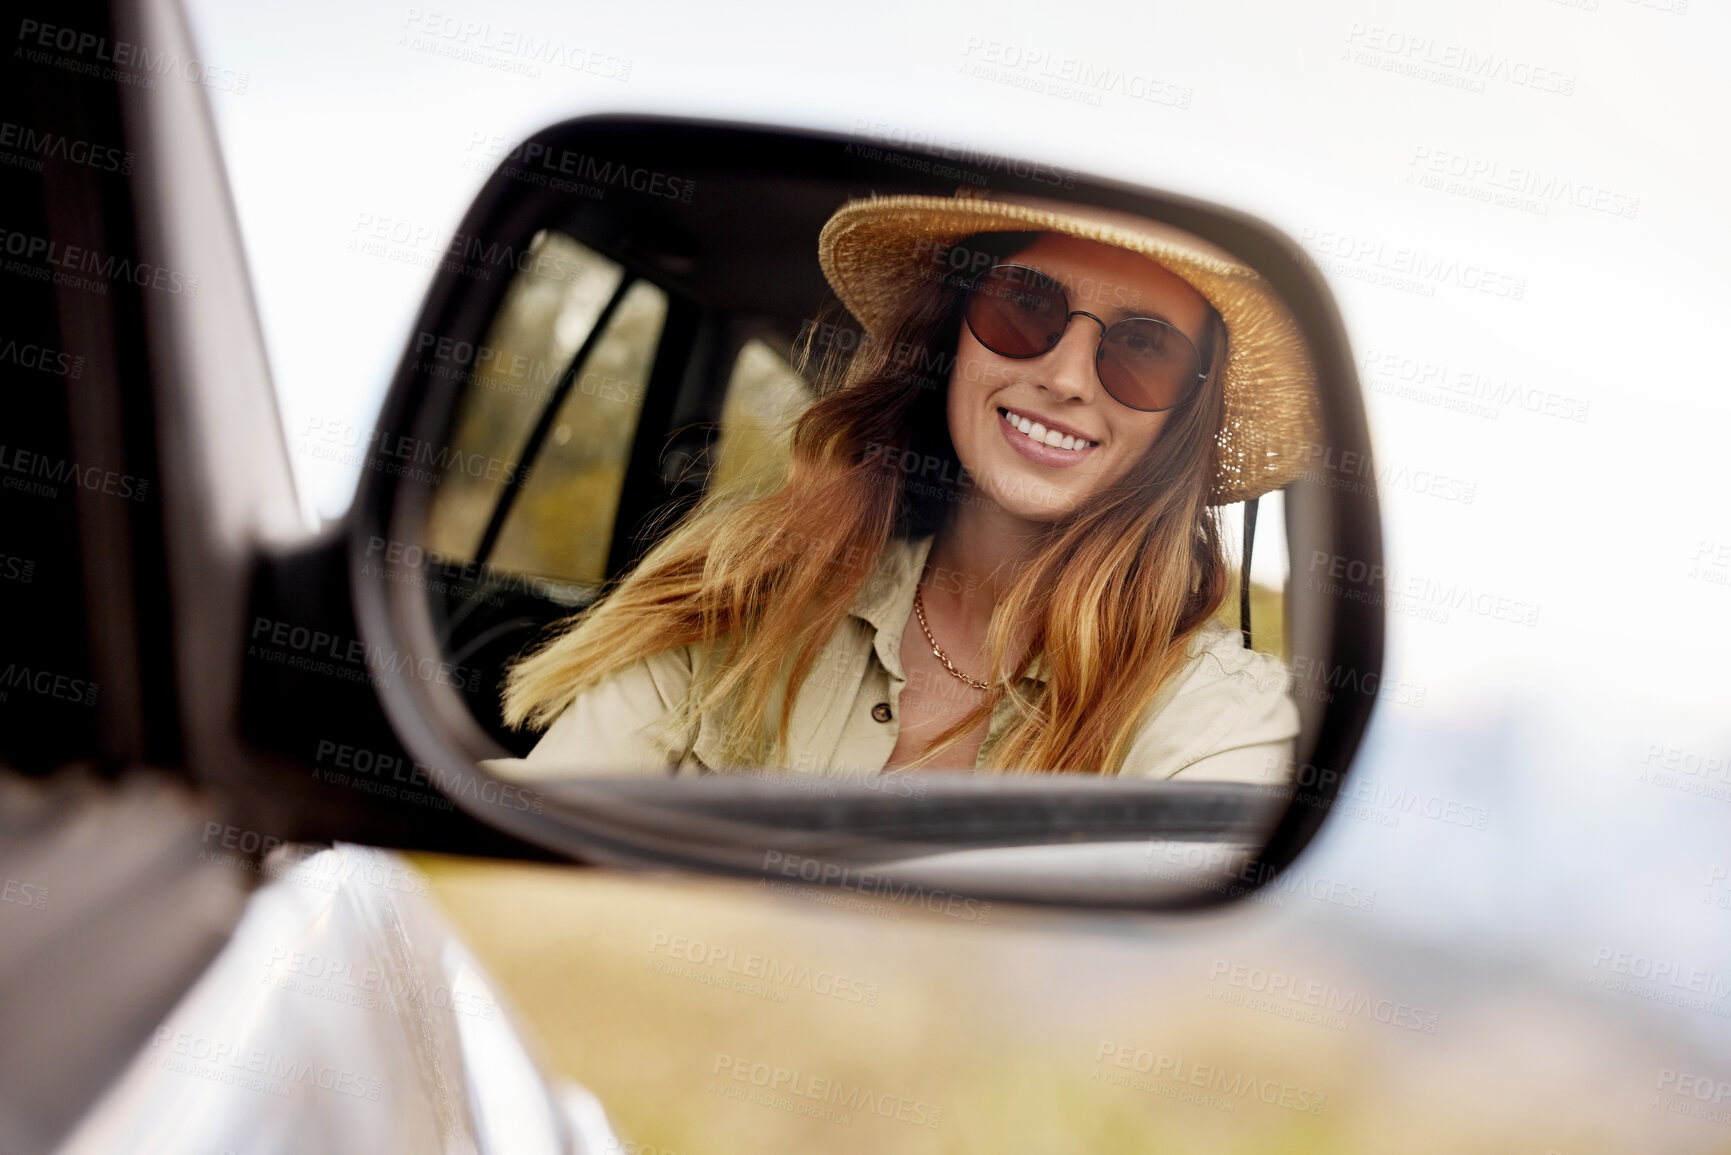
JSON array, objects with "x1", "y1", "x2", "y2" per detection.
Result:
[{"x1": 55, "y1": 845, "x2": 619, "y2": 1155}]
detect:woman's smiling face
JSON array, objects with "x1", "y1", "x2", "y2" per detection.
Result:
[{"x1": 945, "y1": 233, "x2": 1213, "y2": 524}]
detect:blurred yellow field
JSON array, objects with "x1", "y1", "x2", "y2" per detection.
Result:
[{"x1": 418, "y1": 855, "x2": 1714, "y2": 1155}]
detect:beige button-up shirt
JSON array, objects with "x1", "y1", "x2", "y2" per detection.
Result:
[{"x1": 485, "y1": 536, "x2": 1298, "y2": 783}]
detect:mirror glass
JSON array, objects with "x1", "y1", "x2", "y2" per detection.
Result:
[{"x1": 370, "y1": 121, "x2": 1378, "y2": 906}]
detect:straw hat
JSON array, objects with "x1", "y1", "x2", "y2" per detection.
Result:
[{"x1": 817, "y1": 190, "x2": 1321, "y2": 505}]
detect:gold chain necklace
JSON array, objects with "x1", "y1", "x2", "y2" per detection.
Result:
[{"x1": 913, "y1": 588, "x2": 991, "y2": 691}]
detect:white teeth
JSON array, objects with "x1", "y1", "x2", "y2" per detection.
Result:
[{"x1": 1002, "y1": 409, "x2": 1094, "y2": 450}]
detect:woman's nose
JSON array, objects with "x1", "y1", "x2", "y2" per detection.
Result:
[{"x1": 1036, "y1": 313, "x2": 1104, "y2": 403}]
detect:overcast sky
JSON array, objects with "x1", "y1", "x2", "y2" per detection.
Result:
[{"x1": 183, "y1": 0, "x2": 1731, "y2": 723}]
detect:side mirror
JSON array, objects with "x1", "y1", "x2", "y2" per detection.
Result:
[{"x1": 250, "y1": 116, "x2": 1382, "y2": 909}]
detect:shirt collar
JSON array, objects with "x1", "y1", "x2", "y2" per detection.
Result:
[{"x1": 849, "y1": 535, "x2": 932, "y2": 682}]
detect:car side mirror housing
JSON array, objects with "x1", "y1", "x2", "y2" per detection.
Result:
[{"x1": 245, "y1": 116, "x2": 1383, "y2": 910}]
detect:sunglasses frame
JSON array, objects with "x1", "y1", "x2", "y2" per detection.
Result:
[{"x1": 962, "y1": 261, "x2": 1211, "y2": 413}]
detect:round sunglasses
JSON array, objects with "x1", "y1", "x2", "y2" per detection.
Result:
[{"x1": 962, "y1": 263, "x2": 1210, "y2": 413}]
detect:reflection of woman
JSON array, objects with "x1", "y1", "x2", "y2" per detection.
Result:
[{"x1": 496, "y1": 192, "x2": 1318, "y2": 780}]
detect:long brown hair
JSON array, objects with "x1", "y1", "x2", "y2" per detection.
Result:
[{"x1": 502, "y1": 232, "x2": 1231, "y2": 774}]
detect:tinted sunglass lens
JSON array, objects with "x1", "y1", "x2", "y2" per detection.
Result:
[
  {"x1": 967, "y1": 266, "x2": 1068, "y2": 358},
  {"x1": 1097, "y1": 319, "x2": 1201, "y2": 411}
]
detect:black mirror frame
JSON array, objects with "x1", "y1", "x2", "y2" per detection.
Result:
[{"x1": 347, "y1": 114, "x2": 1384, "y2": 911}]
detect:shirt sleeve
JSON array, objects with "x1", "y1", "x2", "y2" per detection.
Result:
[
  {"x1": 1118, "y1": 625, "x2": 1299, "y2": 783},
  {"x1": 479, "y1": 645, "x2": 698, "y2": 781}
]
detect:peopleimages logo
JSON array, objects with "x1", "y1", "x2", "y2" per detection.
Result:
[
  {"x1": 1358, "y1": 346, "x2": 1591, "y2": 425},
  {"x1": 958, "y1": 38, "x2": 1194, "y2": 109},
  {"x1": 1298, "y1": 226, "x2": 1526, "y2": 301},
  {"x1": 399, "y1": 11, "x2": 632, "y2": 81},
  {"x1": 1285, "y1": 656, "x2": 1428, "y2": 710},
  {"x1": 462, "y1": 134, "x2": 693, "y2": 202},
  {"x1": 1093, "y1": 1041, "x2": 1327, "y2": 1114},
  {"x1": 1342, "y1": 24, "x2": 1576, "y2": 96},
  {"x1": 0, "y1": 224, "x2": 199, "y2": 297},
  {"x1": 709, "y1": 1054, "x2": 943, "y2": 1129},
  {"x1": 1407, "y1": 145, "x2": 1639, "y2": 220},
  {"x1": 145, "y1": 1028, "x2": 381, "y2": 1100},
  {"x1": 1652, "y1": 1065, "x2": 1731, "y2": 1127},
  {"x1": 264, "y1": 945, "x2": 497, "y2": 1020},
  {"x1": 0, "y1": 662, "x2": 97, "y2": 706},
  {"x1": 363, "y1": 535, "x2": 562, "y2": 602},
  {"x1": 15, "y1": 18, "x2": 251, "y2": 93},
  {"x1": 1138, "y1": 840, "x2": 1378, "y2": 912},
  {"x1": 1304, "y1": 550, "x2": 1542, "y2": 629},
  {"x1": 1, "y1": 876, "x2": 48, "y2": 910},
  {"x1": 0, "y1": 443, "x2": 149, "y2": 503},
  {"x1": 247, "y1": 615, "x2": 483, "y2": 693},
  {"x1": 761, "y1": 851, "x2": 992, "y2": 923},
  {"x1": 846, "y1": 119, "x2": 1076, "y2": 189},
  {"x1": 1589, "y1": 947, "x2": 1731, "y2": 1017},
  {"x1": 298, "y1": 417, "x2": 531, "y2": 488},
  {"x1": 1206, "y1": 959, "x2": 1442, "y2": 1033},
  {"x1": 0, "y1": 336, "x2": 84, "y2": 378},
  {"x1": 647, "y1": 932, "x2": 880, "y2": 1006},
  {"x1": 0, "y1": 120, "x2": 131, "y2": 174},
  {"x1": 1294, "y1": 441, "x2": 1478, "y2": 505},
  {"x1": 311, "y1": 739, "x2": 457, "y2": 814}
]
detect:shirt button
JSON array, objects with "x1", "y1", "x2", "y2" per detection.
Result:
[{"x1": 871, "y1": 702, "x2": 893, "y2": 723}]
